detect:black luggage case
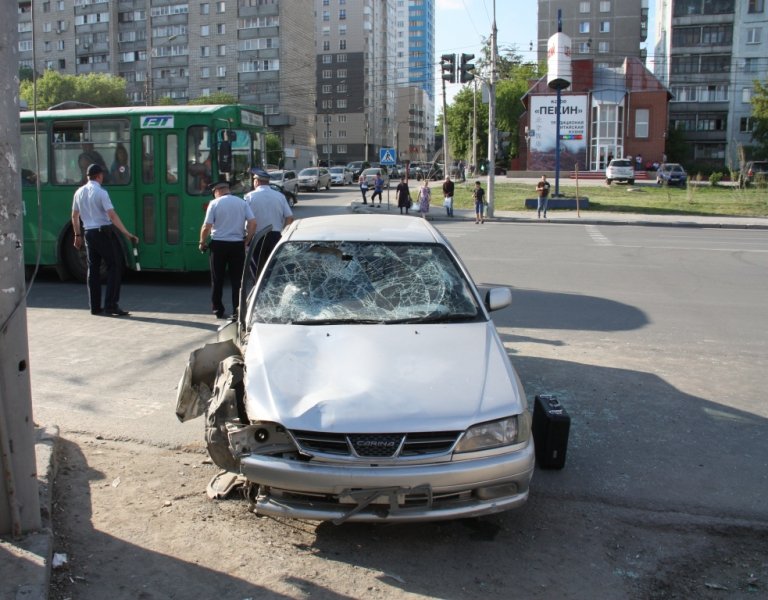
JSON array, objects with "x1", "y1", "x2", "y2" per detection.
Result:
[{"x1": 532, "y1": 394, "x2": 570, "y2": 469}]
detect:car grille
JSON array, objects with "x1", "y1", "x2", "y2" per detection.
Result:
[{"x1": 289, "y1": 430, "x2": 461, "y2": 459}]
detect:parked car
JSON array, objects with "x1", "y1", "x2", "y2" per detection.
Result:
[
  {"x1": 267, "y1": 170, "x2": 299, "y2": 197},
  {"x1": 739, "y1": 160, "x2": 768, "y2": 188},
  {"x1": 176, "y1": 214, "x2": 534, "y2": 523},
  {"x1": 270, "y1": 183, "x2": 297, "y2": 208},
  {"x1": 656, "y1": 163, "x2": 688, "y2": 186},
  {"x1": 297, "y1": 167, "x2": 331, "y2": 192},
  {"x1": 360, "y1": 167, "x2": 390, "y2": 189},
  {"x1": 329, "y1": 166, "x2": 354, "y2": 186},
  {"x1": 605, "y1": 158, "x2": 635, "y2": 185},
  {"x1": 346, "y1": 161, "x2": 370, "y2": 182}
]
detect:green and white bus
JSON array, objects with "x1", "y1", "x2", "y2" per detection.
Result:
[{"x1": 20, "y1": 104, "x2": 266, "y2": 281}]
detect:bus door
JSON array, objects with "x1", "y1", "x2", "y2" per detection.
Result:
[{"x1": 137, "y1": 129, "x2": 185, "y2": 270}]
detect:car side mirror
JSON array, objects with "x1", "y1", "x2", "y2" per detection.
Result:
[{"x1": 485, "y1": 287, "x2": 512, "y2": 312}]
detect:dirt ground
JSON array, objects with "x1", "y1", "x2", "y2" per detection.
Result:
[{"x1": 48, "y1": 433, "x2": 767, "y2": 600}]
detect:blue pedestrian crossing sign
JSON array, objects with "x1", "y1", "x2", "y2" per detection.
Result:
[{"x1": 379, "y1": 147, "x2": 396, "y2": 166}]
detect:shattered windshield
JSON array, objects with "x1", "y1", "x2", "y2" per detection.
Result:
[{"x1": 251, "y1": 241, "x2": 480, "y2": 324}]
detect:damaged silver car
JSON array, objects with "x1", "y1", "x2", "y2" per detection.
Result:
[{"x1": 177, "y1": 214, "x2": 534, "y2": 523}]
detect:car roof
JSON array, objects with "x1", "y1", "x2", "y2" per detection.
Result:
[{"x1": 285, "y1": 214, "x2": 443, "y2": 244}]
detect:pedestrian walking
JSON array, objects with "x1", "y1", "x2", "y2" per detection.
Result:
[
  {"x1": 396, "y1": 177, "x2": 411, "y2": 214},
  {"x1": 360, "y1": 177, "x2": 369, "y2": 204},
  {"x1": 371, "y1": 172, "x2": 384, "y2": 206},
  {"x1": 71, "y1": 163, "x2": 139, "y2": 316},
  {"x1": 199, "y1": 179, "x2": 257, "y2": 319},
  {"x1": 442, "y1": 175, "x2": 455, "y2": 217},
  {"x1": 536, "y1": 175, "x2": 551, "y2": 218},
  {"x1": 245, "y1": 168, "x2": 295, "y2": 275},
  {"x1": 418, "y1": 180, "x2": 431, "y2": 219},
  {"x1": 472, "y1": 180, "x2": 486, "y2": 224}
]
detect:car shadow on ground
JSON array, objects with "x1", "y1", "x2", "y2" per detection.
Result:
[{"x1": 309, "y1": 358, "x2": 768, "y2": 599}]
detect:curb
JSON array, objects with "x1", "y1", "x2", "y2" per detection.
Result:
[{"x1": 348, "y1": 202, "x2": 768, "y2": 230}]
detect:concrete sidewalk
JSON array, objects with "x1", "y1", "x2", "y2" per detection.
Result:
[
  {"x1": 351, "y1": 201, "x2": 768, "y2": 230},
  {"x1": 3, "y1": 206, "x2": 767, "y2": 600},
  {"x1": 1, "y1": 426, "x2": 57, "y2": 600}
]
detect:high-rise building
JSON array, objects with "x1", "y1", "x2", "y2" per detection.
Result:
[
  {"x1": 16, "y1": 0, "x2": 316, "y2": 170},
  {"x1": 314, "y1": 0, "x2": 433, "y2": 167},
  {"x1": 538, "y1": 0, "x2": 649, "y2": 68},
  {"x1": 654, "y1": 0, "x2": 768, "y2": 167}
]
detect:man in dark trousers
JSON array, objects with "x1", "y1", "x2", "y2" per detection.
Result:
[
  {"x1": 442, "y1": 174, "x2": 455, "y2": 217},
  {"x1": 536, "y1": 175, "x2": 551, "y2": 218},
  {"x1": 199, "y1": 179, "x2": 257, "y2": 319},
  {"x1": 71, "y1": 163, "x2": 138, "y2": 316}
]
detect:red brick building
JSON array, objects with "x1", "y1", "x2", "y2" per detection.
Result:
[{"x1": 519, "y1": 57, "x2": 671, "y2": 172}]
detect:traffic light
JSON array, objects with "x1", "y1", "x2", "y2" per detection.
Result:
[
  {"x1": 460, "y1": 53, "x2": 475, "y2": 83},
  {"x1": 440, "y1": 53, "x2": 456, "y2": 83}
]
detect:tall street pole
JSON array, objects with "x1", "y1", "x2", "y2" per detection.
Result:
[
  {"x1": 0, "y1": 5, "x2": 41, "y2": 536},
  {"x1": 442, "y1": 72, "x2": 450, "y2": 180},
  {"x1": 486, "y1": 1, "x2": 497, "y2": 217},
  {"x1": 472, "y1": 78, "x2": 478, "y2": 177}
]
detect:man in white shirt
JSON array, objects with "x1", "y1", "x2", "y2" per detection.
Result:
[
  {"x1": 199, "y1": 179, "x2": 257, "y2": 319},
  {"x1": 245, "y1": 168, "x2": 294, "y2": 275},
  {"x1": 71, "y1": 163, "x2": 138, "y2": 316}
]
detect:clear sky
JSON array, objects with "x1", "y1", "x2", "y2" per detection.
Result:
[
  {"x1": 434, "y1": 0, "x2": 656, "y2": 104},
  {"x1": 434, "y1": 0, "x2": 538, "y2": 102}
]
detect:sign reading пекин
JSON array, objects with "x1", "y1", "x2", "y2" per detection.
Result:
[{"x1": 528, "y1": 95, "x2": 588, "y2": 171}]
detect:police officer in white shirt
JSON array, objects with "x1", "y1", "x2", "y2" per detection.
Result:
[
  {"x1": 71, "y1": 163, "x2": 138, "y2": 316},
  {"x1": 199, "y1": 179, "x2": 257, "y2": 319},
  {"x1": 244, "y1": 168, "x2": 294, "y2": 275}
]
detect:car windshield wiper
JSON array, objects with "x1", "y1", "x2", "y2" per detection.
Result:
[
  {"x1": 386, "y1": 313, "x2": 478, "y2": 325},
  {"x1": 290, "y1": 318, "x2": 384, "y2": 325}
]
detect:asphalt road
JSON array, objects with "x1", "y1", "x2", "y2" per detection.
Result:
[
  {"x1": 27, "y1": 191, "x2": 768, "y2": 519},
  {"x1": 22, "y1": 189, "x2": 768, "y2": 598}
]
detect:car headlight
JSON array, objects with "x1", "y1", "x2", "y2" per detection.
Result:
[{"x1": 455, "y1": 415, "x2": 530, "y2": 453}]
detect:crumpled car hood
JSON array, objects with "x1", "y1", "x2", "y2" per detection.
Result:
[{"x1": 243, "y1": 322, "x2": 524, "y2": 433}]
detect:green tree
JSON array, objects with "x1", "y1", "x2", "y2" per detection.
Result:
[
  {"x1": 189, "y1": 91, "x2": 237, "y2": 105},
  {"x1": 444, "y1": 45, "x2": 542, "y2": 164},
  {"x1": 665, "y1": 126, "x2": 691, "y2": 164},
  {"x1": 156, "y1": 96, "x2": 177, "y2": 106},
  {"x1": 18, "y1": 66, "x2": 34, "y2": 82},
  {"x1": 750, "y1": 79, "x2": 768, "y2": 156},
  {"x1": 265, "y1": 133, "x2": 283, "y2": 167},
  {"x1": 20, "y1": 71, "x2": 127, "y2": 110}
]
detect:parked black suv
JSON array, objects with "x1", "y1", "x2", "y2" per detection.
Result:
[{"x1": 739, "y1": 160, "x2": 768, "y2": 188}]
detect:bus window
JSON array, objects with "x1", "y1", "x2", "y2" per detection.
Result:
[
  {"x1": 20, "y1": 125, "x2": 48, "y2": 185},
  {"x1": 142, "y1": 135, "x2": 155, "y2": 184},
  {"x1": 217, "y1": 129, "x2": 253, "y2": 183},
  {"x1": 166, "y1": 134, "x2": 179, "y2": 184},
  {"x1": 109, "y1": 143, "x2": 131, "y2": 185},
  {"x1": 51, "y1": 119, "x2": 128, "y2": 185},
  {"x1": 187, "y1": 126, "x2": 211, "y2": 195}
]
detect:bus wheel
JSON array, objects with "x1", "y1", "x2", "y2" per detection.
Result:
[{"x1": 62, "y1": 230, "x2": 116, "y2": 284}]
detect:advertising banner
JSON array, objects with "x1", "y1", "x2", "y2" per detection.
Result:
[{"x1": 528, "y1": 94, "x2": 588, "y2": 171}]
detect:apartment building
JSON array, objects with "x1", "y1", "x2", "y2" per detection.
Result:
[
  {"x1": 17, "y1": 0, "x2": 315, "y2": 170},
  {"x1": 538, "y1": 0, "x2": 649, "y2": 68},
  {"x1": 654, "y1": 0, "x2": 768, "y2": 167},
  {"x1": 314, "y1": 0, "x2": 433, "y2": 166}
]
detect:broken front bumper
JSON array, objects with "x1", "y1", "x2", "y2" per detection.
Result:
[{"x1": 240, "y1": 442, "x2": 535, "y2": 523}]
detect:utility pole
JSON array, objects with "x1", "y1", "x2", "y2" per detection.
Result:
[
  {"x1": 486, "y1": 1, "x2": 498, "y2": 217},
  {"x1": 439, "y1": 54, "x2": 455, "y2": 180},
  {"x1": 472, "y1": 78, "x2": 478, "y2": 177},
  {"x1": 145, "y1": 6, "x2": 152, "y2": 105},
  {"x1": 1, "y1": 7, "x2": 41, "y2": 536}
]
